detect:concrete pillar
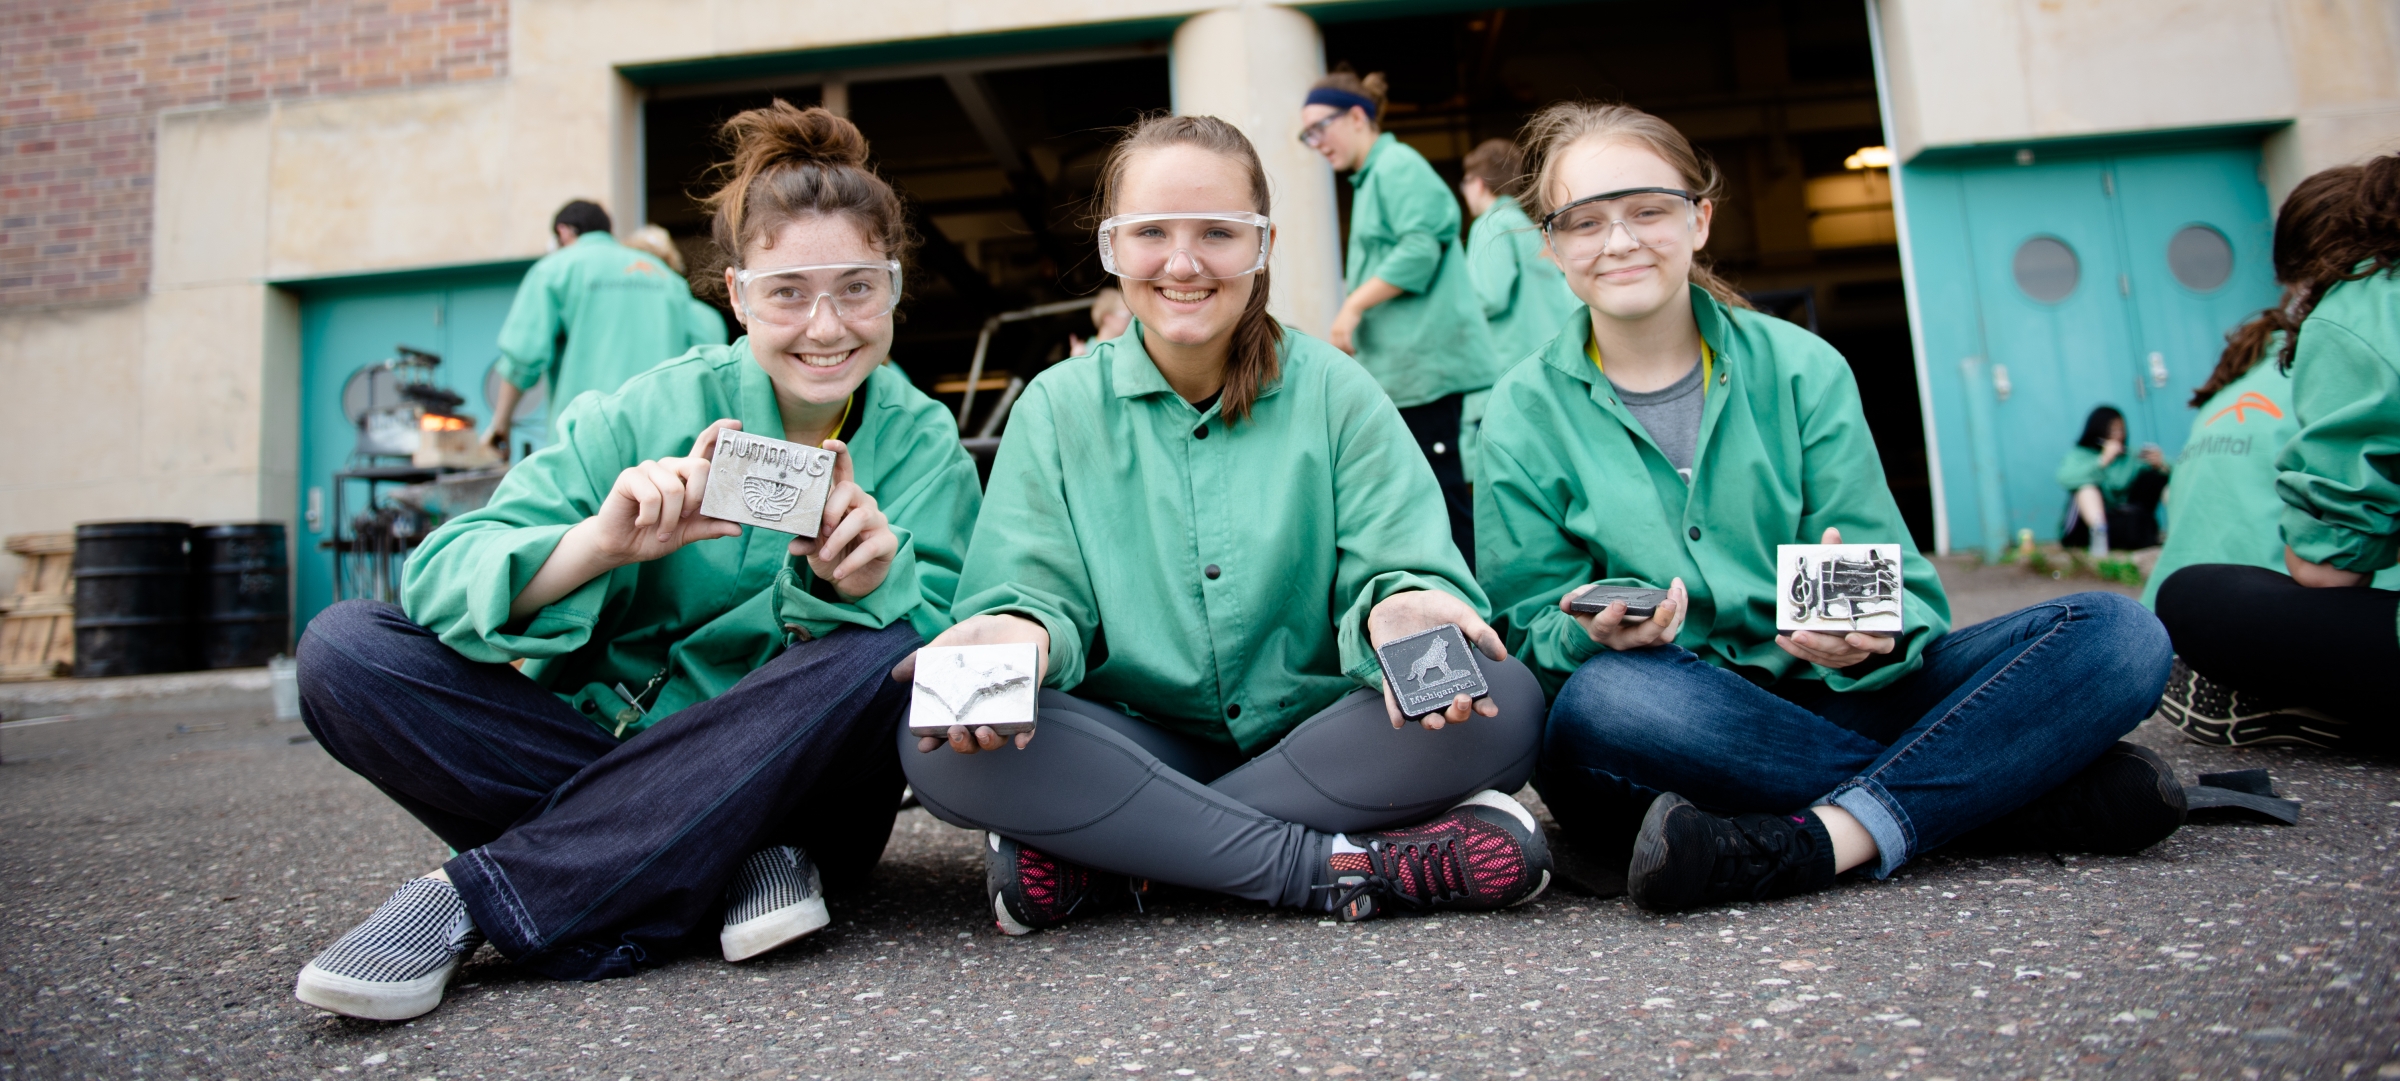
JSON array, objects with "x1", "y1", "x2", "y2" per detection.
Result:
[{"x1": 1171, "y1": 5, "x2": 1344, "y2": 339}]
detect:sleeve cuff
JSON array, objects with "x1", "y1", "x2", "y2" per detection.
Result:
[{"x1": 2282, "y1": 507, "x2": 2400, "y2": 573}]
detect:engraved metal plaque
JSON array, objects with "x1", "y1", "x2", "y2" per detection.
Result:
[
  {"x1": 700, "y1": 429, "x2": 836, "y2": 537},
  {"x1": 1775, "y1": 542, "x2": 1905, "y2": 634},
  {"x1": 908, "y1": 643, "x2": 1040, "y2": 738},
  {"x1": 1374, "y1": 623, "x2": 1491, "y2": 720}
]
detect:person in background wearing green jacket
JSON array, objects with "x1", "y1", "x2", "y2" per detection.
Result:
[
  {"x1": 2156, "y1": 154, "x2": 2400, "y2": 751},
  {"x1": 2056, "y1": 406, "x2": 2169, "y2": 557},
  {"x1": 901, "y1": 115, "x2": 1551, "y2": 935},
  {"x1": 481, "y1": 201, "x2": 724, "y2": 457},
  {"x1": 290, "y1": 104, "x2": 981, "y2": 1019},
  {"x1": 1301, "y1": 68, "x2": 1500, "y2": 567},
  {"x1": 1459, "y1": 137, "x2": 1580, "y2": 482},
  {"x1": 627, "y1": 222, "x2": 734, "y2": 349},
  {"x1": 1477, "y1": 103, "x2": 2181, "y2": 914}
]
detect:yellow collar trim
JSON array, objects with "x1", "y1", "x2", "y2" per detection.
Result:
[{"x1": 1588, "y1": 333, "x2": 1712, "y2": 396}]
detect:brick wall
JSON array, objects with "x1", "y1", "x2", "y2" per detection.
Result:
[{"x1": 1, "y1": 0, "x2": 508, "y2": 308}]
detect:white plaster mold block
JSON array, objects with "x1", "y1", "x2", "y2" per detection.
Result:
[
  {"x1": 908, "y1": 643, "x2": 1039, "y2": 738},
  {"x1": 1775, "y1": 543, "x2": 1905, "y2": 634}
]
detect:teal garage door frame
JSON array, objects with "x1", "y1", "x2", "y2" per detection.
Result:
[
  {"x1": 1898, "y1": 124, "x2": 2284, "y2": 559},
  {"x1": 281, "y1": 259, "x2": 535, "y2": 634}
]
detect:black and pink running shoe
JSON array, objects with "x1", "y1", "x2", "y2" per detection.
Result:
[
  {"x1": 1323, "y1": 790, "x2": 1553, "y2": 922},
  {"x1": 985, "y1": 832, "x2": 1149, "y2": 936}
]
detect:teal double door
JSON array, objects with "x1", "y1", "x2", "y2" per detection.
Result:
[{"x1": 1905, "y1": 137, "x2": 2279, "y2": 554}]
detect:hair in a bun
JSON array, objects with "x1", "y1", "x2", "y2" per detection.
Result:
[{"x1": 697, "y1": 99, "x2": 911, "y2": 300}]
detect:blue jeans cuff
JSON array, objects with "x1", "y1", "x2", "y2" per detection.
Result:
[{"x1": 1824, "y1": 780, "x2": 1912, "y2": 879}]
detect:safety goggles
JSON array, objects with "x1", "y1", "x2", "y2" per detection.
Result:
[
  {"x1": 731, "y1": 261, "x2": 903, "y2": 326},
  {"x1": 1540, "y1": 187, "x2": 1698, "y2": 263},
  {"x1": 1095, "y1": 212, "x2": 1272, "y2": 281},
  {"x1": 1297, "y1": 113, "x2": 1344, "y2": 148}
]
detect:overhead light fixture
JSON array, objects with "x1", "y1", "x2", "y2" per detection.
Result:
[{"x1": 1844, "y1": 145, "x2": 1894, "y2": 170}]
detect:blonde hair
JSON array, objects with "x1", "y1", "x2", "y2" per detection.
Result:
[
  {"x1": 1520, "y1": 102, "x2": 1753, "y2": 311},
  {"x1": 626, "y1": 224, "x2": 685, "y2": 275}
]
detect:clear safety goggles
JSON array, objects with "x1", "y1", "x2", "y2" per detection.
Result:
[
  {"x1": 1540, "y1": 187, "x2": 1698, "y2": 263},
  {"x1": 732, "y1": 261, "x2": 903, "y2": 326},
  {"x1": 1096, "y1": 212, "x2": 1272, "y2": 281}
]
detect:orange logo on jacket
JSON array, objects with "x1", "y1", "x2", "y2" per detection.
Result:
[
  {"x1": 623, "y1": 260, "x2": 662, "y2": 276},
  {"x1": 2206, "y1": 392, "x2": 2282, "y2": 426}
]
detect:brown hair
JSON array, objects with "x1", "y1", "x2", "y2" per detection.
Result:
[
  {"x1": 1091, "y1": 114, "x2": 1284, "y2": 424},
  {"x1": 695, "y1": 100, "x2": 912, "y2": 302},
  {"x1": 2191, "y1": 154, "x2": 2400, "y2": 404},
  {"x1": 1462, "y1": 138, "x2": 1524, "y2": 196},
  {"x1": 1311, "y1": 65, "x2": 1389, "y2": 124},
  {"x1": 1519, "y1": 102, "x2": 1754, "y2": 311}
]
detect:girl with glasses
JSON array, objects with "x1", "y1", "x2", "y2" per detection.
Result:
[
  {"x1": 290, "y1": 102, "x2": 981, "y2": 1017},
  {"x1": 901, "y1": 114, "x2": 1551, "y2": 935},
  {"x1": 1476, "y1": 102, "x2": 2182, "y2": 912},
  {"x1": 1299, "y1": 67, "x2": 1500, "y2": 568}
]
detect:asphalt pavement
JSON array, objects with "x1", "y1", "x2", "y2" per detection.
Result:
[{"x1": 3, "y1": 560, "x2": 2394, "y2": 1080}]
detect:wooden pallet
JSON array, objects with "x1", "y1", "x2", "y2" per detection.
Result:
[{"x1": 3, "y1": 532, "x2": 74, "y2": 681}]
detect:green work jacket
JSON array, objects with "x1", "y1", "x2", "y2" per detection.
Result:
[
  {"x1": 686, "y1": 298, "x2": 731, "y2": 348},
  {"x1": 1467, "y1": 195, "x2": 1580, "y2": 370},
  {"x1": 2146, "y1": 344, "x2": 2400, "y2": 607},
  {"x1": 496, "y1": 232, "x2": 718, "y2": 423},
  {"x1": 1476, "y1": 287, "x2": 1950, "y2": 697},
  {"x1": 952, "y1": 321, "x2": 1486, "y2": 753},
  {"x1": 401, "y1": 344, "x2": 983, "y2": 736},
  {"x1": 2054, "y1": 446, "x2": 2155, "y2": 502},
  {"x1": 2276, "y1": 267, "x2": 2400, "y2": 641},
  {"x1": 1346, "y1": 133, "x2": 1502, "y2": 408}
]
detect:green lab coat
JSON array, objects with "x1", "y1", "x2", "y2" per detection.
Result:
[
  {"x1": 1345, "y1": 133, "x2": 1502, "y2": 409},
  {"x1": 401, "y1": 344, "x2": 983, "y2": 736},
  {"x1": 496, "y1": 232, "x2": 717, "y2": 422},
  {"x1": 2054, "y1": 446, "x2": 2154, "y2": 501},
  {"x1": 2276, "y1": 267, "x2": 2400, "y2": 642},
  {"x1": 686, "y1": 298, "x2": 731, "y2": 348},
  {"x1": 1476, "y1": 287, "x2": 1950, "y2": 697},
  {"x1": 1467, "y1": 195, "x2": 1581, "y2": 369},
  {"x1": 951, "y1": 321, "x2": 1486, "y2": 753}
]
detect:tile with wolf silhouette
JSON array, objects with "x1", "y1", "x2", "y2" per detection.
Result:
[
  {"x1": 1374, "y1": 624, "x2": 1490, "y2": 720},
  {"x1": 700, "y1": 429, "x2": 835, "y2": 537}
]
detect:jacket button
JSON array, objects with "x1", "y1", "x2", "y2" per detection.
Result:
[
  {"x1": 1689, "y1": 526, "x2": 1702, "y2": 541},
  {"x1": 1204, "y1": 564, "x2": 1221, "y2": 579},
  {"x1": 1227, "y1": 704, "x2": 1242, "y2": 719},
  {"x1": 1194, "y1": 424, "x2": 1209, "y2": 439}
]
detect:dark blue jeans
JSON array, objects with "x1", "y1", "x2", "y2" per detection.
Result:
[
  {"x1": 1537, "y1": 592, "x2": 2171, "y2": 878},
  {"x1": 297, "y1": 600, "x2": 919, "y2": 981}
]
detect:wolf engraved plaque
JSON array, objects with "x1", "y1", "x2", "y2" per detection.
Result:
[
  {"x1": 700, "y1": 429, "x2": 836, "y2": 537},
  {"x1": 1775, "y1": 543, "x2": 1905, "y2": 635},
  {"x1": 908, "y1": 643, "x2": 1041, "y2": 738},
  {"x1": 1374, "y1": 624, "x2": 1491, "y2": 720}
]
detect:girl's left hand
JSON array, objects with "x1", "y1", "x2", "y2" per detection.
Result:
[
  {"x1": 1775, "y1": 527, "x2": 1899, "y2": 670},
  {"x1": 789, "y1": 439, "x2": 898, "y2": 600},
  {"x1": 1366, "y1": 590, "x2": 1509, "y2": 730}
]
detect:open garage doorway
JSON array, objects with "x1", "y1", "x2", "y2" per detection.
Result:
[
  {"x1": 641, "y1": 46, "x2": 1172, "y2": 454},
  {"x1": 1318, "y1": 1, "x2": 1932, "y2": 549}
]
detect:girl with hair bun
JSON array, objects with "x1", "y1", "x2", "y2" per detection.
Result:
[
  {"x1": 290, "y1": 100, "x2": 981, "y2": 1017},
  {"x1": 1477, "y1": 102, "x2": 2180, "y2": 912},
  {"x1": 901, "y1": 113, "x2": 1551, "y2": 935}
]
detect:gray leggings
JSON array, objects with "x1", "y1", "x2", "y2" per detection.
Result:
[{"x1": 901, "y1": 659, "x2": 1543, "y2": 910}]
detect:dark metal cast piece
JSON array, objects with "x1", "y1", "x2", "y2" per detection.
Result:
[
  {"x1": 1566, "y1": 586, "x2": 1670, "y2": 620},
  {"x1": 1375, "y1": 624, "x2": 1490, "y2": 720}
]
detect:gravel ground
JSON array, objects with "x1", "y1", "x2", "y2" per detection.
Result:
[{"x1": 3, "y1": 560, "x2": 2393, "y2": 1080}]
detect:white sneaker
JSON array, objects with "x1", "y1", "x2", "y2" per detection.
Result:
[
  {"x1": 721, "y1": 846, "x2": 830, "y2": 962},
  {"x1": 295, "y1": 877, "x2": 482, "y2": 1021}
]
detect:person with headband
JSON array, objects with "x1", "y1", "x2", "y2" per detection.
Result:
[
  {"x1": 1477, "y1": 103, "x2": 2181, "y2": 912},
  {"x1": 1460, "y1": 137, "x2": 1579, "y2": 481},
  {"x1": 901, "y1": 114, "x2": 1551, "y2": 935},
  {"x1": 289, "y1": 102, "x2": 981, "y2": 1018},
  {"x1": 1300, "y1": 67, "x2": 1500, "y2": 568}
]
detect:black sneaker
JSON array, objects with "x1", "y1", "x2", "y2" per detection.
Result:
[
  {"x1": 1955, "y1": 741, "x2": 2186, "y2": 856},
  {"x1": 1322, "y1": 790, "x2": 1553, "y2": 922},
  {"x1": 986, "y1": 833, "x2": 1148, "y2": 936},
  {"x1": 294, "y1": 877, "x2": 484, "y2": 1021},
  {"x1": 2156, "y1": 658, "x2": 2354, "y2": 749},
  {"x1": 721, "y1": 846, "x2": 829, "y2": 962},
  {"x1": 1626, "y1": 794, "x2": 1836, "y2": 912}
]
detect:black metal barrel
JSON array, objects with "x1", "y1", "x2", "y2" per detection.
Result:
[
  {"x1": 73, "y1": 521, "x2": 194, "y2": 677},
  {"x1": 192, "y1": 523, "x2": 290, "y2": 669}
]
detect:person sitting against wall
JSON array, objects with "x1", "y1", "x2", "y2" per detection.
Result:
[
  {"x1": 1475, "y1": 102, "x2": 2182, "y2": 914},
  {"x1": 482, "y1": 200, "x2": 726, "y2": 458},
  {"x1": 625, "y1": 222, "x2": 734, "y2": 349},
  {"x1": 1300, "y1": 67, "x2": 1501, "y2": 568},
  {"x1": 290, "y1": 103, "x2": 982, "y2": 1020},
  {"x1": 1460, "y1": 136, "x2": 1581, "y2": 483},
  {"x1": 901, "y1": 114, "x2": 1552, "y2": 935},
  {"x1": 2056, "y1": 406, "x2": 2170, "y2": 557},
  {"x1": 2155, "y1": 153, "x2": 2400, "y2": 752}
]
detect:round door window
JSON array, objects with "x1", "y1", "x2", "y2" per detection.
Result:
[
  {"x1": 2167, "y1": 224, "x2": 2234, "y2": 291},
  {"x1": 2013, "y1": 236, "x2": 2080, "y2": 303}
]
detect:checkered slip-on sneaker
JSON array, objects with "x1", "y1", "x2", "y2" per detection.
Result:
[
  {"x1": 294, "y1": 877, "x2": 483, "y2": 1021},
  {"x1": 2156, "y1": 657, "x2": 2354, "y2": 749},
  {"x1": 721, "y1": 846, "x2": 830, "y2": 962}
]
